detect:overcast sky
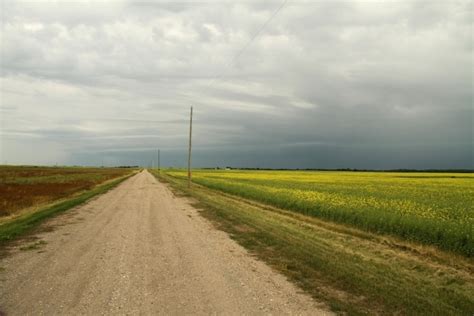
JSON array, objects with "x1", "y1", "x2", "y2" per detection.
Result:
[{"x1": 0, "y1": 0, "x2": 472, "y2": 169}]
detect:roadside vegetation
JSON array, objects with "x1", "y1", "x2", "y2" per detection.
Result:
[
  {"x1": 0, "y1": 166, "x2": 135, "y2": 242},
  {"x1": 154, "y1": 169, "x2": 474, "y2": 315},
  {"x1": 165, "y1": 169, "x2": 473, "y2": 256}
]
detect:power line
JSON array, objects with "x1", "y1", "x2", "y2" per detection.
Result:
[
  {"x1": 180, "y1": 2, "x2": 288, "y2": 175},
  {"x1": 207, "y1": 0, "x2": 289, "y2": 87}
]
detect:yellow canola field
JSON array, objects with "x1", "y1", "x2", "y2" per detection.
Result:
[{"x1": 166, "y1": 170, "x2": 474, "y2": 256}]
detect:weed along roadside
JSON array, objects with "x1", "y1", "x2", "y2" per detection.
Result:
[
  {"x1": 152, "y1": 170, "x2": 474, "y2": 315},
  {"x1": 0, "y1": 171, "x2": 136, "y2": 244}
]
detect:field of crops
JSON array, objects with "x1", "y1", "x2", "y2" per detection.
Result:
[
  {"x1": 0, "y1": 166, "x2": 133, "y2": 218},
  {"x1": 165, "y1": 170, "x2": 474, "y2": 256}
]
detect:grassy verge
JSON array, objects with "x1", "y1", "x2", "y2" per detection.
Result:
[
  {"x1": 0, "y1": 173, "x2": 134, "y2": 243},
  {"x1": 154, "y1": 171, "x2": 474, "y2": 315}
]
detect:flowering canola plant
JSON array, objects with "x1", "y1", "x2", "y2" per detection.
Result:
[{"x1": 166, "y1": 170, "x2": 474, "y2": 256}]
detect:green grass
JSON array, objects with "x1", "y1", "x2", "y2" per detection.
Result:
[
  {"x1": 0, "y1": 174, "x2": 132, "y2": 243},
  {"x1": 165, "y1": 169, "x2": 474, "y2": 256},
  {"x1": 19, "y1": 240, "x2": 47, "y2": 251},
  {"x1": 153, "y1": 170, "x2": 474, "y2": 315}
]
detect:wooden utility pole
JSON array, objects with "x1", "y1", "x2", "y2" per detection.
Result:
[
  {"x1": 187, "y1": 106, "x2": 193, "y2": 188},
  {"x1": 157, "y1": 149, "x2": 160, "y2": 172}
]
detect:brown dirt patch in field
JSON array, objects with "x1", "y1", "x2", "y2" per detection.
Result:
[
  {"x1": 0, "y1": 182, "x2": 93, "y2": 216},
  {"x1": 0, "y1": 166, "x2": 133, "y2": 217}
]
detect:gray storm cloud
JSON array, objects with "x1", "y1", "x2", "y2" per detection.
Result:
[{"x1": 0, "y1": 0, "x2": 472, "y2": 169}]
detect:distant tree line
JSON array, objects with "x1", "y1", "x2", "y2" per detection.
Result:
[{"x1": 202, "y1": 167, "x2": 473, "y2": 173}]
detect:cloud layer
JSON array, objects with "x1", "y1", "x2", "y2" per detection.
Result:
[{"x1": 1, "y1": 0, "x2": 472, "y2": 168}]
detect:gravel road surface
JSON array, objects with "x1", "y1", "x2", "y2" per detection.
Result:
[{"x1": 0, "y1": 170, "x2": 329, "y2": 315}]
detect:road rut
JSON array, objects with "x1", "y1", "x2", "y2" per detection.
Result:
[{"x1": 0, "y1": 170, "x2": 329, "y2": 315}]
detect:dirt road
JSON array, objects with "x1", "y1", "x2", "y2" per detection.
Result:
[{"x1": 0, "y1": 170, "x2": 329, "y2": 315}]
